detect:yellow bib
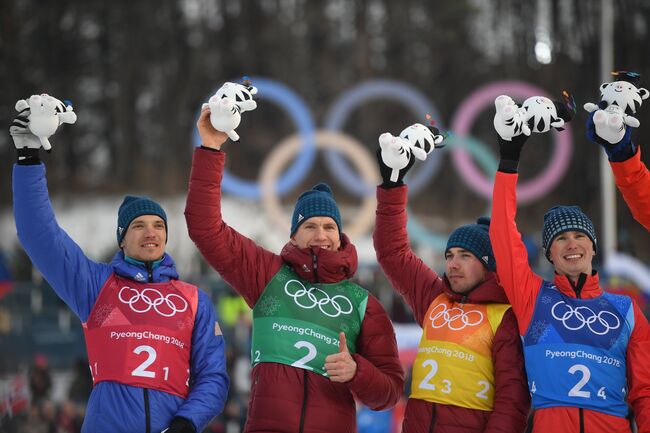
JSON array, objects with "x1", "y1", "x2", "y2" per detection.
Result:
[{"x1": 410, "y1": 293, "x2": 511, "y2": 411}]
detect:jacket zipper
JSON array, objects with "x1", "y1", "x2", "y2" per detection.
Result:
[
  {"x1": 144, "y1": 388, "x2": 151, "y2": 433},
  {"x1": 579, "y1": 408, "x2": 584, "y2": 433},
  {"x1": 427, "y1": 403, "x2": 436, "y2": 433},
  {"x1": 298, "y1": 369, "x2": 309, "y2": 433},
  {"x1": 312, "y1": 254, "x2": 319, "y2": 282},
  {"x1": 144, "y1": 261, "x2": 153, "y2": 433}
]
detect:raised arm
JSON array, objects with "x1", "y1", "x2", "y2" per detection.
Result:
[
  {"x1": 374, "y1": 185, "x2": 444, "y2": 325},
  {"x1": 586, "y1": 108, "x2": 650, "y2": 232},
  {"x1": 11, "y1": 101, "x2": 109, "y2": 321},
  {"x1": 346, "y1": 295, "x2": 405, "y2": 410},
  {"x1": 490, "y1": 104, "x2": 545, "y2": 333},
  {"x1": 610, "y1": 148, "x2": 650, "y2": 232},
  {"x1": 184, "y1": 109, "x2": 283, "y2": 307},
  {"x1": 373, "y1": 127, "x2": 447, "y2": 325}
]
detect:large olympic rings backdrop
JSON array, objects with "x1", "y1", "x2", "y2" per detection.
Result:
[{"x1": 194, "y1": 77, "x2": 573, "y2": 249}]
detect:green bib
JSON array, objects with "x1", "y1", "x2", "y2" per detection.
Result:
[{"x1": 251, "y1": 266, "x2": 368, "y2": 376}]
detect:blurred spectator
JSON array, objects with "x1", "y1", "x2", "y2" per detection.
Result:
[
  {"x1": 66, "y1": 359, "x2": 92, "y2": 406},
  {"x1": 28, "y1": 355, "x2": 51, "y2": 406}
]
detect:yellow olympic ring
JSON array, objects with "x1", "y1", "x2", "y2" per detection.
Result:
[{"x1": 259, "y1": 131, "x2": 380, "y2": 240}]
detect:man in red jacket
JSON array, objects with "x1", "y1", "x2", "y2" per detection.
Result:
[
  {"x1": 373, "y1": 135, "x2": 530, "y2": 433},
  {"x1": 490, "y1": 103, "x2": 650, "y2": 433},
  {"x1": 184, "y1": 106, "x2": 404, "y2": 433}
]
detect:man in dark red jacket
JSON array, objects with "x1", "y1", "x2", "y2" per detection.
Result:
[
  {"x1": 184, "y1": 106, "x2": 404, "y2": 433},
  {"x1": 373, "y1": 136, "x2": 530, "y2": 433}
]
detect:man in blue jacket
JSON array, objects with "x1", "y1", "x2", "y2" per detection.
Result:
[{"x1": 10, "y1": 99, "x2": 229, "y2": 433}]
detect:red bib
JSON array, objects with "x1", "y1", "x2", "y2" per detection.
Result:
[{"x1": 82, "y1": 274, "x2": 198, "y2": 398}]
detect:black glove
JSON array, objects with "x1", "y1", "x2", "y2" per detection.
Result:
[
  {"x1": 586, "y1": 111, "x2": 636, "y2": 162},
  {"x1": 497, "y1": 132, "x2": 529, "y2": 173},
  {"x1": 161, "y1": 417, "x2": 195, "y2": 433},
  {"x1": 376, "y1": 147, "x2": 415, "y2": 188},
  {"x1": 10, "y1": 107, "x2": 42, "y2": 165}
]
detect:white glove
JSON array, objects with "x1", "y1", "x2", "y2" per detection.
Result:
[
  {"x1": 591, "y1": 104, "x2": 638, "y2": 144},
  {"x1": 378, "y1": 133, "x2": 412, "y2": 183},
  {"x1": 10, "y1": 105, "x2": 41, "y2": 150},
  {"x1": 494, "y1": 95, "x2": 531, "y2": 141}
]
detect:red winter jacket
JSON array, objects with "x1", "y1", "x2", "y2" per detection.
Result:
[
  {"x1": 610, "y1": 147, "x2": 650, "y2": 232},
  {"x1": 185, "y1": 148, "x2": 404, "y2": 433},
  {"x1": 373, "y1": 185, "x2": 529, "y2": 433},
  {"x1": 490, "y1": 170, "x2": 650, "y2": 433}
]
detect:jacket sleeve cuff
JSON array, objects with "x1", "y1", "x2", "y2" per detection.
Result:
[{"x1": 376, "y1": 184, "x2": 408, "y2": 207}]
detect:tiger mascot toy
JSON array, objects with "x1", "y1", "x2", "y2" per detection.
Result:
[
  {"x1": 584, "y1": 71, "x2": 648, "y2": 144},
  {"x1": 379, "y1": 122, "x2": 445, "y2": 182},
  {"x1": 204, "y1": 78, "x2": 258, "y2": 142}
]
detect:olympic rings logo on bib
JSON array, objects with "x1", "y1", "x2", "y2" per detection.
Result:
[
  {"x1": 429, "y1": 303, "x2": 484, "y2": 331},
  {"x1": 118, "y1": 286, "x2": 189, "y2": 317},
  {"x1": 551, "y1": 301, "x2": 621, "y2": 335},
  {"x1": 284, "y1": 280, "x2": 353, "y2": 318}
]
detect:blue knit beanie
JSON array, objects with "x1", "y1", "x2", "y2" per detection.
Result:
[
  {"x1": 290, "y1": 183, "x2": 342, "y2": 236},
  {"x1": 117, "y1": 195, "x2": 168, "y2": 245},
  {"x1": 542, "y1": 205, "x2": 597, "y2": 261},
  {"x1": 445, "y1": 216, "x2": 496, "y2": 272}
]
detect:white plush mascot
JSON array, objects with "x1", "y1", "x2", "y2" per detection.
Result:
[
  {"x1": 493, "y1": 95, "x2": 531, "y2": 141},
  {"x1": 203, "y1": 78, "x2": 258, "y2": 142},
  {"x1": 13, "y1": 94, "x2": 77, "y2": 151},
  {"x1": 379, "y1": 121, "x2": 445, "y2": 182},
  {"x1": 584, "y1": 71, "x2": 648, "y2": 143}
]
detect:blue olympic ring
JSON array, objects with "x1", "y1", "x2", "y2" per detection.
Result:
[
  {"x1": 323, "y1": 79, "x2": 444, "y2": 197},
  {"x1": 406, "y1": 134, "x2": 498, "y2": 250},
  {"x1": 193, "y1": 77, "x2": 316, "y2": 199}
]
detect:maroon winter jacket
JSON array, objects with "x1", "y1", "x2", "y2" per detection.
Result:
[
  {"x1": 185, "y1": 148, "x2": 404, "y2": 433},
  {"x1": 373, "y1": 185, "x2": 530, "y2": 433}
]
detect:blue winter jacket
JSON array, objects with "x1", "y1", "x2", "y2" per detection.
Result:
[{"x1": 13, "y1": 163, "x2": 229, "y2": 433}]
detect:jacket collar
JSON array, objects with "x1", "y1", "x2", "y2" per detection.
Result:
[
  {"x1": 280, "y1": 233, "x2": 358, "y2": 284},
  {"x1": 553, "y1": 270, "x2": 602, "y2": 299},
  {"x1": 110, "y1": 251, "x2": 179, "y2": 283},
  {"x1": 442, "y1": 272, "x2": 509, "y2": 304}
]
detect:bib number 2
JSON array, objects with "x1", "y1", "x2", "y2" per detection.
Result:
[{"x1": 291, "y1": 341, "x2": 317, "y2": 370}]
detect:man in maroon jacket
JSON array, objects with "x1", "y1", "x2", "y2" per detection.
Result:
[
  {"x1": 373, "y1": 136, "x2": 530, "y2": 433},
  {"x1": 184, "y1": 106, "x2": 404, "y2": 433}
]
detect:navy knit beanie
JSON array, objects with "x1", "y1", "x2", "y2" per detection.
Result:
[
  {"x1": 290, "y1": 183, "x2": 342, "y2": 236},
  {"x1": 542, "y1": 205, "x2": 597, "y2": 261},
  {"x1": 445, "y1": 217, "x2": 496, "y2": 272},
  {"x1": 117, "y1": 195, "x2": 168, "y2": 245}
]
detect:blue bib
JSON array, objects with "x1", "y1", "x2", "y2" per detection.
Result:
[{"x1": 523, "y1": 282, "x2": 633, "y2": 417}]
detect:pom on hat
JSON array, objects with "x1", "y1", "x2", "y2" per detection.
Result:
[
  {"x1": 117, "y1": 195, "x2": 168, "y2": 245},
  {"x1": 290, "y1": 183, "x2": 342, "y2": 236},
  {"x1": 542, "y1": 205, "x2": 597, "y2": 262},
  {"x1": 445, "y1": 217, "x2": 496, "y2": 272}
]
